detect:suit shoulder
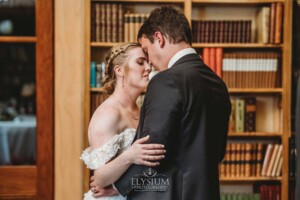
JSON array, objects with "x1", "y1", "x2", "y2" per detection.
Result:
[{"x1": 148, "y1": 70, "x2": 175, "y2": 87}]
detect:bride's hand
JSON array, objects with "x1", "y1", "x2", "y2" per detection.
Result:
[{"x1": 124, "y1": 135, "x2": 166, "y2": 167}]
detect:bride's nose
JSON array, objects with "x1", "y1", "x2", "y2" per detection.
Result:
[{"x1": 145, "y1": 63, "x2": 152, "y2": 73}]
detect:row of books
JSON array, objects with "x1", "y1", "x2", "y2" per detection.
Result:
[
  {"x1": 91, "y1": 3, "x2": 149, "y2": 42},
  {"x1": 90, "y1": 61, "x2": 105, "y2": 88},
  {"x1": 221, "y1": 193, "x2": 260, "y2": 200},
  {"x1": 229, "y1": 97, "x2": 256, "y2": 133},
  {"x1": 221, "y1": 184, "x2": 281, "y2": 200},
  {"x1": 222, "y1": 52, "x2": 279, "y2": 88},
  {"x1": 259, "y1": 185, "x2": 281, "y2": 200},
  {"x1": 256, "y1": 3, "x2": 283, "y2": 44},
  {"x1": 202, "y1": 49, "x2": 280, "y2": 88},
  {"x1": 90, "y1": 92, "x2": 145, "y2": 114},
  {"x1": 192, "y1": 20, "x2": 251, "y2": 43},
  {"x1": 202, "y1": 48, "x2": 223, "y2": 78},
  {"x1": 91, "y1": 3, "x2": 124, "y2": 42},
  {"x1": 219, "y1": 143, "x2": 282, "y2": 178},
  {"x1": 124, "y1": 13, "x2": 148, "y2": 42},
  {"x1": 90, "y1": 93, "x2": 108, "y2": 115},
  {"x1": 261, "y1": 144, "x2": 283, "y2": 177}
]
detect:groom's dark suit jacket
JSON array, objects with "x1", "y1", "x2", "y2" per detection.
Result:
[{"x1": 115, "y1": 53, "x2": 231, "y2": 200}]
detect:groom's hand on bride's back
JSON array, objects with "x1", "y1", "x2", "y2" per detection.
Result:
[{"x1": 90, "y1": 175, "x2": 119, "y2": 197}]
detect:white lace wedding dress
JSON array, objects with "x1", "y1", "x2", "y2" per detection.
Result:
[{"x1": 80, "y1": 128, "x2": 136, "y2": 200}]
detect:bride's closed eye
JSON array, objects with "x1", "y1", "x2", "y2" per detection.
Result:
[{"x1": 136, "y1": 58, "x2": 147, "y2": 66}]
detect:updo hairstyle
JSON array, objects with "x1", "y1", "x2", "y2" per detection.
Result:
[{"x1": 102, "y1": 42, "x2": 140, "y2": 94}]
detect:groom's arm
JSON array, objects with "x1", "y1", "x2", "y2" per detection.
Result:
[{"x1": 114, "y1": 72, "x2": 182, "y2": 196}]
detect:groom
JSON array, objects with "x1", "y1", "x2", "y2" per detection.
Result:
[{"x1": 93, "y1": 6, "x2": 231, "y2": 200}]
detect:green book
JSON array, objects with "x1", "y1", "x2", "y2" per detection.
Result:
[
  {"x1": 253, "y1": 193, "x2": 260, "y2": 200},
  {"x1": 237, "y1": 193, "x2": 243, "y2": 200},
  {"x1": 232, "y1": 193, "x2": 238, "y2": 200},
  {"x1": 227, "y1": 193, "x2": 233, "y2": 200},
  {"x1": 235, "y1": 99, "x2": 245, "y2": 132},
  {"x1": 221, "y1": 193, "x2": 227, "y2": 200},
  {"x1": 242, "y1": 193, "x2": 250, "y2": 200}
]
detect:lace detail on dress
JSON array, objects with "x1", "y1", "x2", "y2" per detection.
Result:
[
  {"x1": 80, "y1": 128, "x2": 136, "y2": 170},
  {"x1": 83, "y1": 190, "x2": 125, "y2": 200}
]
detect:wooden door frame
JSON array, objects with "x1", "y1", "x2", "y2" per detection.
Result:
[
  {"x1": 0, "y1": 0, "x2": 54, "y2": 199},
  {"x1": 36, "y1": 0, "x2": 54, "y2": 199}
]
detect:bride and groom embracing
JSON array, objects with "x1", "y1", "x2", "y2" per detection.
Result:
[{"x1": 81, "y1": 6, "x2": 231, "y2": 200}]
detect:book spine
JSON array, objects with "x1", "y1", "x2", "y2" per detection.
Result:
[
  {"x1": 118, "y1": 4, "x2": 124, "y2": 42},
  {"x1": 91, "y1": 3, "x2": 96, "y2": 42},
  {"x1": 216, "y1": 48, "x2": 223, "y2": 78},
  {"x1": 90, "y1": 61, "x2": 97, "y2": 88},
  {"x1": 244, "y1": 96, "x2": 256, "y2": 132},
  {"x1": 256, "y1": 143, "x2": 263, "y2": 177},
  {"x1": 100, "y1": 4, "x2": 106, "y2": 42},
  {"x1": 269, "y1": 3, "x2": 276, "y2": 44},
  {"x1": 105, "y1": 3, "x2": 112, "y2": 42},
  {"x1": 230, "y1": 143, "x2": 237, "y2": 177},
  {"x1": 111, "y1": 4, "x2": 118, "y2": 43},
  {"x1": 274, "y1": 2, "x2": 283, "y2": 44},
  {"x1": 245, "y1": 143, "x2": 252, "y2": 177},
  {"x1": 124, "y1": 13, "x2": 129, "y2": 42},
  {"x1": 129, "y1": 14, "x2": 135, "y2": 42},
  {"x1": 235, "y1": 99, "x2": 245, "y2": 132}
]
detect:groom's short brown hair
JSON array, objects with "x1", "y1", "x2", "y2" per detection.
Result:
[{"x1": 137, "y1": 6, "x2": 192, "y2": 45}]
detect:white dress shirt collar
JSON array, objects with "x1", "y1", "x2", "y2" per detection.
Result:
[{"x1": 167, "y1": 48, "x2": 197, "y2": 69}]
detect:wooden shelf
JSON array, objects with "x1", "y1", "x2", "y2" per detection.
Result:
[
  {"x1": 91, "y1": 0, "x2": 184, "y2": 3},
  {"x1": 0, "y1": 36, "x2": 37, "y2": 43},
  {"x1": 192, "y1": 43, "x2": 283, "y2": 48},
  {"x1": 220, "y1": 177, "x2": 282, "y2": 182},
  {"x1": 91, "y1": 42, "x2": 283, "y2": 48},
  {"x1": 91, "y1": 88, "x2": 283, "y2": 95},
  {"x1": 228, "y1": 132, "x2": 282, "y2": 137},
  {"x1": 192, "y1": 0, "x2": 284, "y2": 4},
  {"x1": 228, "y1": 88, "x2": 283, "y2": 94},
  {"x1": 91, "y1": 42, "x2": 118, "y2": 47},
  {"x1": 90, "y1": 87, "x2": 106, "y2": 92}
]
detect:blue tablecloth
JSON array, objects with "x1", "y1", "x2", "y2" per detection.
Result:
[{"x1": 0, "y1": 116, "x2": 36, "y2": 165}]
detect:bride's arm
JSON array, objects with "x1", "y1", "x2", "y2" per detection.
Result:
[{"x1": 89, "y1": 106, "x2": 165, "y2": 188}]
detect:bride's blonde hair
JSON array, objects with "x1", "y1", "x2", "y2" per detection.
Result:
[{"x1": 102, "y1": 42, "x2": 141, "y2": 94}]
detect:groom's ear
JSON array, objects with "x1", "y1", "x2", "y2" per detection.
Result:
[{"x1": 154, "y1": 31, "x2": 165, "y2": 48}]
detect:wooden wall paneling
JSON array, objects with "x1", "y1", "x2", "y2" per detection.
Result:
[
  {"x1": 281, "y1": 0, "x2": 292, "y2": 199},
  {"x1": 84, "y1": 0, "x2": 92, "y2": 192},
  {"x1": 184, "y1": 0, "x2": 192, "y2": 24},
  {"x1": 55, "y1": 0, "x2": 85, "y2": 199}
]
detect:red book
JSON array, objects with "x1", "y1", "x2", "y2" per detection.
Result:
[
  {"x1": 202, "y1": 48, "x2": 210, "y2": 67},
  {"x1": 209, "y1": 48, "x2": 216, "y2": 72},
  {"x1": 216, "y1": 48, "x2": 223, "y2": 78}
]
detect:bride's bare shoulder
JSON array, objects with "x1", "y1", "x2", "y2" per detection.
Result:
[{"x1": 88, "y1": 97, "x2": 122, "y2": 148}]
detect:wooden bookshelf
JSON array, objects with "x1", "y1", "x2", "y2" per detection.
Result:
[
  {"x1": 192, "y1": 0, "x2": 284, "y2": 4},
  {"x1": 91, "y1": 42, "x2": 283, "y2": 48},
  {"x1": 90, "y1": 87, "x2": 106, "y2": 92},
  {"x1": 84, "y1": 0, "x2": 292, "y2": 199},
  {"x1": 228, "y1": 132, "x2": 282, "y2": 137},
  {"x1": 0, "y1": 36, "x2": 37, "y2": 43},
  {"x1": 228, "y1": 88, "x2": 283, "y2": 93},
  {"x1": 220, "y1": 177, "x2": 282, "y2": 182},
  {"x1": 91, "y1": 0, "x2": 184, "y2": 2}
]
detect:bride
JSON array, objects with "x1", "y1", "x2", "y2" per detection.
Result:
[{"x1": 80, "y1": 43, "x2": 166, "y2": 200}]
